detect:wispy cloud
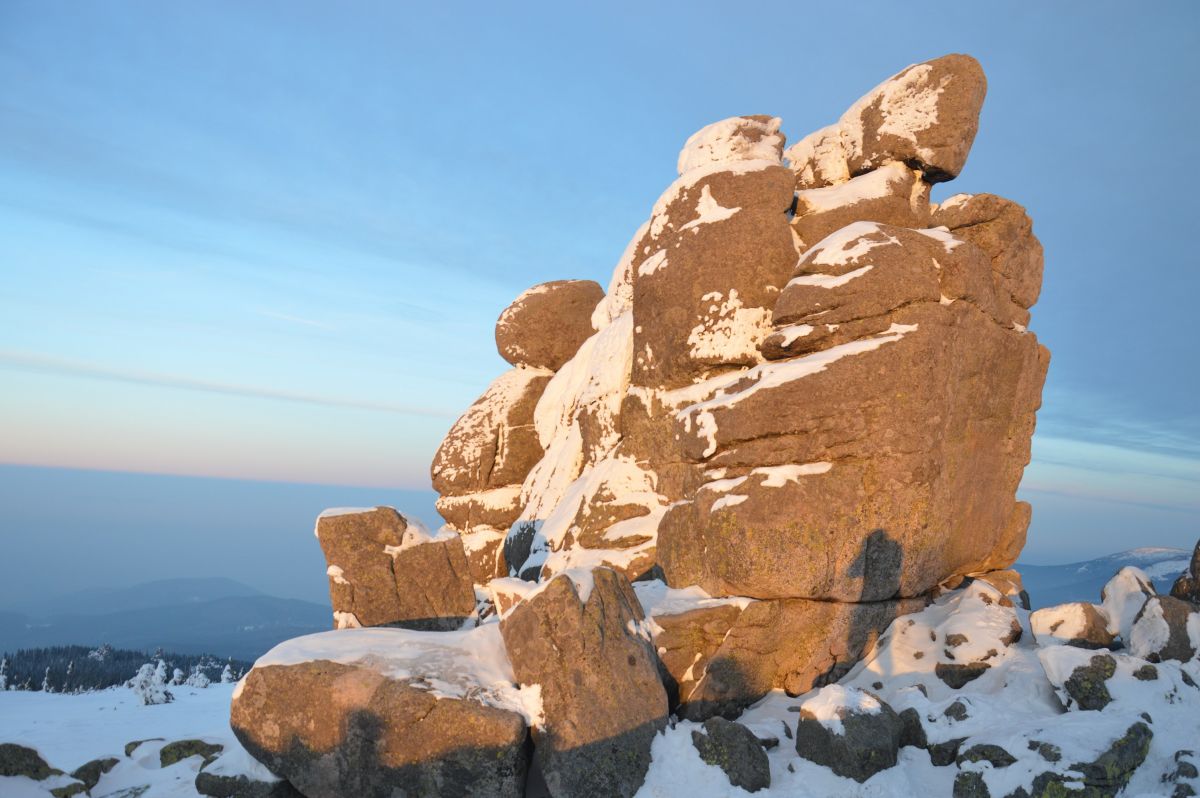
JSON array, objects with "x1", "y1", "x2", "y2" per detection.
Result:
[{"x1": 0, "y1": 349, "x2": 455, "y2": 418}]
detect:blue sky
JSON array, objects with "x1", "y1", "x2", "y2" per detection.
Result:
[{"x1": 0, "y1": 1, "x2": 1197, "y2": 601}]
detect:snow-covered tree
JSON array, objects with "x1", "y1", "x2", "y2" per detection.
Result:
[
  {"x1": 127, "y1": 660, "x2": 174, "y2": 705},
  {"x1": 219, "y1": 663, "x2": 235, "y2": 684},
  {"x1": 41, "y1": 666, "x2": 53, "y2": 693},
  {"x1": 65, "y1": 660, "x2": 74, "y2": 693},
  {"x1": 171, "y1": 667, "x2": 185, "y2": 686},
  {"x1": 0, "y1": 656, "x2": 8, "y2": 691},
  {"x1": 184, "y1": 665, "x2": 210, "y2": 689}
]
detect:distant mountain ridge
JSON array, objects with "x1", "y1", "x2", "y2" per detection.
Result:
[
  {"x1": 1, "y1": 577, "x2": 329, "y2": 662},
  {"x1": 1016, "y1": 547, "x2": 1190, "y2": 608}
]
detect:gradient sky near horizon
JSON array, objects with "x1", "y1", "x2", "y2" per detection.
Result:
[{"x1": 1, "y1": 1, "x2": 1198, "y2": 601}]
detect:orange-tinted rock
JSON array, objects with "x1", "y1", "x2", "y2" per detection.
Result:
[
  {"x1": 499, "y1": 568, "x2": 668, "y2": 797},
  {"x1": 316, "y1": 507, "x2": 476, "y2": 630},
  {"x1": 679, "y1": 596, "x2": 928, "y2": 720},
  {"x1": 231, "y1": 628, "x2": 529, "y2": 798},
  {"x1": 495, "y1": 280, "x2": 604, "y2": 371}
]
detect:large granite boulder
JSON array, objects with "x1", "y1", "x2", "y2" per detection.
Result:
[
  {"x1": 499, "y1": 567, "x2": 668, "y2": 797},
  {"x1": 495, "y1": 280, "x2": 605, "y2": 371},
  {"x1": 230, "y1": 626, "x2": 533, "y2": 798},
  {"x1": 657, "y1": 218, "x2": 1047, "y2": 601},
  {"x1": 315, "y1": 507, "x2": 476, "y2": 630},
  {"x1": 679, "y1": 594, "x2": 927, "y2": 720}
]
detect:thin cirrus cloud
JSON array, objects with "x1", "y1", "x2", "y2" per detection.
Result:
[{"x1": 0, "y1": 349, "x2": 456, "y2": 419}]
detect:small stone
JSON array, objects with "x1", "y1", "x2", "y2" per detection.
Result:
[
  {"x1": 936, "y1": 662, "x2": 990, "y2": 689},
  {"x1": 71, "y1": 757, "x2": 119, "y2": 791},
  {"x1": 1063, "y1": 654, "x2": 1116, "y2": 711},
  {"x1": 160, "y1": 740, "x2": 223, "y2": 768},
  {"x1": 1133, "y1": 664, "x2": 1159, "y2": 681},
  {"x1": 1028, "y1": 740, "x2": 1062, "y2": 763},
  {"x1": 952, "y1": 771, "x2": 990, "y2": 798},
  {"x1": 690, "y1": 717, "x2": 771, "y2": 793},
  {"x1": 944, "y1": 700, "x2": 970, "y2": 721},
  {"x1": 957, "y1": 743, "x2": 1017, "y2": 768},
  {"x1": 929, "y1": 738, "x2": 967, "y2": 767}
]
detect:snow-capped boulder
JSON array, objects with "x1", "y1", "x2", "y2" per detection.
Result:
[
  {"x1": 495, "y1": 280, "x2": 605, "y2": 371},
  {"x1": 1129, "y1": 596, "x2": 1199, "y2": 662},
  {"x1": 230, "y1": 626, "x2": 535, "y2": 798},
  {"x1": 689, "y1": 717, "x2": 771, "y2": 793},
  {"x1": 677, "y1": 115, "x2": 786, "y2": 176},
  {"x1": 1099, "y1": 566, "x2": 1156, "y2": 642},
  {"x1": 785, "y1": 53, "x2": 987, "y2": 186},
  {"x1": 1170, "y1": 539, "x2": 1200, "y2": 604},
  {"x1": 498, "y1": 567, "x2": 667, "y2": 798},
  {"x1": 792, "y1": 685, "x2": 908, "y2": 782},
  {"x1": 1030, "y1": 602, "x2": 1115, "y2": 649},
  {"x1": 315, "y1": 507, "x2": 476, "y2": 630}
]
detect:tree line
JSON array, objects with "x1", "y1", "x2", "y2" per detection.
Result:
[{"x1": 0, "y1": 644, "x2": 253, "y2": 693}]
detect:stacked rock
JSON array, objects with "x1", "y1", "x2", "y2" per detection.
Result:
[{"x1": 232, "y1": 53, "x2": 1051, "y2": 798}]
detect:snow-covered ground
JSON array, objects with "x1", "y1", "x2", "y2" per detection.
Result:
[
  {"x1": 2, "y1": 562, "x2": 1197, "y2": 797},
  {"x1": 0, "y1": 683, "x2": 270, "y2": 798}
]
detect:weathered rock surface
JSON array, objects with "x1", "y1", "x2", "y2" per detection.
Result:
[
  {"x1": 678, "y1": 595, "x2": 927, "y2": 719},
  {"x1": 316, "y1": 507, "x2": 477, "y2": 630},
  {"x1": 0, "y1": 743, "x2": 54, "y2": 780},
  {"x1": 1171, "y1": 540, "x2": 1200, "y2": 604},
  {"x1": 785, "y1": 54, "x2": 987, "y2": 186},
  {"x1": 230, "y1": 627, "x2": 531, "y2": 798},
  {"x1": 689, "y1": 717, "x2": 771, "y2": 792},
  {"x1": 499, "y1": 568, "x2": 668, "y2": 798},
  {"x1": 496, "y1": 280, "x2": 605, "y2": 371},
  {"x1": 658, "y1": 219, "x2": 1047, "y2": 601},
  {"x1": 648, "y1": 602, "x2": 744, "y2": 708}
]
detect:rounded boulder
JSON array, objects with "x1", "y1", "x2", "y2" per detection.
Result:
[{"x1": 495, "y1": 280, "x2": 604, "y2": 370}]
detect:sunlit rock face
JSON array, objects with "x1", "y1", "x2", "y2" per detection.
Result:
[
  {"x1": 426, "y1": 52, "x2": 1046, "y2": 605},
  {"x1": 234, "y1": 53, "x2": 1061, "y2": 798}
]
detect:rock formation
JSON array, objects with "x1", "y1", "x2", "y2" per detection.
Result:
[{"x1": 230, "y1": 53, "x2": 1085, "y2": 798}]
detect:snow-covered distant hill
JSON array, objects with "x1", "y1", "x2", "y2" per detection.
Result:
[
  {"x1": 1016, "y1": 547, "x2": 1190, "y2": 608},
  {"x1": 1, "y1": 578, "x2": 330, "y2": 662}
]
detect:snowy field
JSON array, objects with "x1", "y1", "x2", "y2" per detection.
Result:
[
  {"x1": 2, "y1": 569, "x2": 1198, "y2": 797},
  {"x1": 0, "y1": 683, "x2": 274, "y2": 798}
]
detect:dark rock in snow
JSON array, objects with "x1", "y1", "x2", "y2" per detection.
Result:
[
  {"x1": 1063, "y1": 654, "x2": 1116, "y2": 711},
  {"x1": 793, "y1": 689, "x2": 904, "y2": 782},
  {"x1": 0, "y1": 743, "x2": 55, "y2": 780},
  {"x1": 956, "y1": 743, "x2": 1017, "y2": 768},
  {"x1": 160, "y1": 739, "x2": 224, "y2": 768},
  {"x1": 690, "y1": 717, "x2": 771, "y2": 792}
]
